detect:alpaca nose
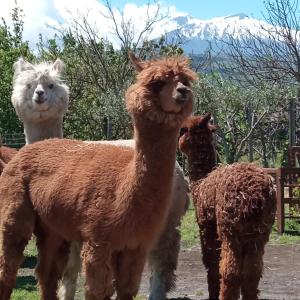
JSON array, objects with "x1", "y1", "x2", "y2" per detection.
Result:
[
  {"x1": 176, "y1": 87, "x2": 188, "y2": 97},
  {"x1": 35, "y1": 90, "x2": 44, "y2": 97}
]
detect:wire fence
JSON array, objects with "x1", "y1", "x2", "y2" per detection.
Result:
[{"x1": 1, "y1": 133, "x2": 25, "y2": 149}]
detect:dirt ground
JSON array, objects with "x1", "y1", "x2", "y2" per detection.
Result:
[
  {"x1": 18, "y1": 242, "x2": 300, "y2": 300},
  {"x1": 137, "y1": 243, "x2": 300, "y2": 300}
]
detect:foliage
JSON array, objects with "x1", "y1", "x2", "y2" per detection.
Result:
[
  {"x1": 38, "y1": 34, "x2": 133, "y2": 140},
  {"x1": 193, "y1": 72, "x2": 290, "y2": 165},
  {"x1": 0, "y1": 1, "x2": 295, "y2": 164},
  {"x1": 0, "y1": 5, "x2": 33, "y2": 136},
  {"x1": 217, "y1": 0, "x2": 300, "y2": 146},
  {"x1": 36, "y1": 5, "x2": 184, "y2": 141}
]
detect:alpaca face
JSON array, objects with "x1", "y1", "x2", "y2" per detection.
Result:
[
  {"x1": 179, "y1": 113, "x2": 216, "y2": 156},
  {"x1": 126, "y1": 53, "x2": 198, "y2": 127},
  {"x1": 11, "y1": 58, "x2": 69, "y2": 123},
  {"x1": 151, "y1": 74, "x2": 193, "y2": 114}
]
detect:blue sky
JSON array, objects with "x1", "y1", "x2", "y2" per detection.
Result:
[{"x1": 112, "y1": 0, "x2": 267, "y2": 19}]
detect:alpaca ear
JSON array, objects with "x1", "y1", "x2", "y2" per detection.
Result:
[
  {"x1": 13, "y1": 58, "x2": 34, "y2": 75},
  {"x1": 51, "y1": 59, "x2": 64, "y2": 73},
  {"x1": 128, "y1": 52, "x2": 145, "y2": 72}
]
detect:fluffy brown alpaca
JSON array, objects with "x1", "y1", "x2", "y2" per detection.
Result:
[
  {"x1": 59, "y1": 140, "x2": 189, "y2": 300},
  {"x1": 179, "y1": 113, "x2": 276, "y2": 300},
  {"x1": 0, "y1": 53, "x2": 196, "y2": 300},
  {"x1": 0, "y1": 146, "x2": 18, "y2": 173}
]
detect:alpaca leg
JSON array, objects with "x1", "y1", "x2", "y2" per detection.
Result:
[
  {"x1": 35, "y1": 226, "x2": 69, "y2": 300},
  {"x1": 199, "y1": 223, "x2": 221, "y2": 300},
  {"x1": 0, "y1": 231, "x2": 31, "y2": 300},
  {"x1": 58, "y1": 242, "x2": 82, "y2": 300},
  {"x1": 148, "y1": 226, "x2": 180, "y2": 300},
  {"x1": 241, "y1": 242, "x2": 264, "y2": 300},
  {"x1": 82, "y1": 241, "x2": 113, "y2": 300},
  {"x1": 0, "y1": 190, "x2": 35, "y2": 299},
  {"x1": 219, "y1": 241, "x2": 242, "y2": 300},
  {"x1": 113, "y1": 247, "x2": 147, "y2": 300}
]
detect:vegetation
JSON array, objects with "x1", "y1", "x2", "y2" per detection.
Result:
[
  {"x1": 0, "y1": 6, "x2": 33, "y2": 136},
  {"x1": 0, "y1": 0, "x2": 298, "y2": 168}
]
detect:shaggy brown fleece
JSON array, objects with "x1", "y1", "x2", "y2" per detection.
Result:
[
  {"x1": 179, "y1": 114, "x2": 276, "y2": 300},
  {"x1": 0, "y1": 146, "x2": 17, "y2": 173},
  {"x1": 0, "y1": 53, "x2": 196, "y2": 300}
]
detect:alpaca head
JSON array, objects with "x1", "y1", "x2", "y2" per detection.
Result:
[
  {"x1": 179, "y1": 112, "x2": 217, "y2": 158},
  {"x1": 11, "y1": 58, "x2": 69, "y2": 123},
  {"x1": 126, "y1": 52, "x2": 197, "y2": 128}
]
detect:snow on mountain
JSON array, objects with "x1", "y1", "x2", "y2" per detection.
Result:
[{"x1": 161, "y1": 13, "x2": 271, "y2": 54}]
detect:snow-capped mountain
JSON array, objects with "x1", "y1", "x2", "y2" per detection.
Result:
[{"x1": 163, "y1": 13, "x2": 271, "y2": 54}]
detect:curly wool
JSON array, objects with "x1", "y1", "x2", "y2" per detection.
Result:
[
  {"x1": 195, "y1": 163, "x2": 276, "y2": 241},
  {"x1": 179, "y1": 114, "x2": 276, "y2": 300}
]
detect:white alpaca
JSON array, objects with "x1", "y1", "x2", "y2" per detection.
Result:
[
  {"x1": 59, "y1": 139, "x2": 190, "y2": 300},
  {"x1": 11, "y1": 58, "x2": 69, "y2": 144}
]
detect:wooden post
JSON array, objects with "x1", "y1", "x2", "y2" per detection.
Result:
[
  {"x1": 276, "y1": 168, "x2": 285, "y2": 234},
  {"x1": 289, "y1": 98, "x2": 296, "y2": 146}
]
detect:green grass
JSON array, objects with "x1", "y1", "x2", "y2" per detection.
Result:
[
  {"x1": 11, "y1": 289, "x2": 39, "y2": 300},
  {"x1": 270, "y1": 232, "x2": 300, "y2": 244},
  {"x1": 180, "y1": 206, "x2": 199, "y2": 248},
  {"x1": 180, "y1": 206, "x2": 300, "y2": 247},
  {"x1": 24, "y1": 237, "x2": 38, "y2": 257},
  {"x1": 269, "y1": 219, "x2": 300, "y2": 245},
  {"x1": 11, "y1": 275, "x2": 39, "y2": 300}
]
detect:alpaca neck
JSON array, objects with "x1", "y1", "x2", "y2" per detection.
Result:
[
  {"x1": 23, "y1": 117, "x2": 63, "y2": 144},
  {"x1": 133, "y1": 117, "x2": 178, "y2": 188},
  {"x1": 188, "y1": 144, "x2": 216, "y2": 184},
  {"x1": 125, "y1": 116, "x2": 178, "y2": 220}
]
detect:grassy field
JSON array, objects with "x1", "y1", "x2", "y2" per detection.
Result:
[{"x1": 10, "y1": 207, "x2": 300, "y2": 300}]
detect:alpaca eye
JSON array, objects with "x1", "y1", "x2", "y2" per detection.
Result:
[
  {"x1": 181, "y1": 80, "x2": 190, "y2": 87},
  {"x1": 152, "y1": 80, "x2": 166, "y2": 91},
  {"x1": 179, "y1": 127, "x2": 188, "y2": 137},
  {"x1": 26, "y1": 84, "x2": 31, "y2": 89},
  {"x1": 48, "y1": 84, "x2": 54, "y2": 89}
]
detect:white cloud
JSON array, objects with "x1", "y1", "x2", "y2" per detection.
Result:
[{"x1": 1, "y1": 0, "x2": 187, "y2": 48}]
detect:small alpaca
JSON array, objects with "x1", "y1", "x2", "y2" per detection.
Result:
[
  {"x1": 11, "y1": 58, "x2": 69, "y2": 144},
  {"x1": 0, "y1": 53, "x2": 196, "y2": 300},
  {"x1": 60, "y1": 138, "x2": 189, "y2": 300},
  {"x1": 179, "y1": 113, "x2": 276, "y2": 300}
]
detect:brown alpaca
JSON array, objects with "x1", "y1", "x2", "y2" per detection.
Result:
[
  {"x1": 0, "y1": 53, "x2": 196, "y2": 300},
  {"x1": 59, "y1": 139, "x2": 190, "y2": 300},
  {"x1": 179, "y1": 113, "x2": 276, "y2": 300},
  {"x1": 0, "y1": 146, "x2": 18, "y2": 173}
]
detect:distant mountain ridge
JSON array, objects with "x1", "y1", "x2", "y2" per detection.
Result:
[{"x1": 163, "y1": 13, "x2": 271, "y2": 54}]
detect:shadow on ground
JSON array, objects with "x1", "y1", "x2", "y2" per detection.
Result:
[
  {"x1": 15, "y1": 275, "x2": 37, "y2": 292},
  {"x1": 20, "y1": 256, "x2": 37, "y2": 269}
]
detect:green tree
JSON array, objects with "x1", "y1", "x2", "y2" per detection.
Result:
[
  {"x1": 0, "y1": 5, "x2": 33, "y2": 137},
  {"x1": 193, "y1": 73, "x2": 288, "y2": 165},
  {"x1": 37, "y1": 1, "x2": 184, "y2": 141}
]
